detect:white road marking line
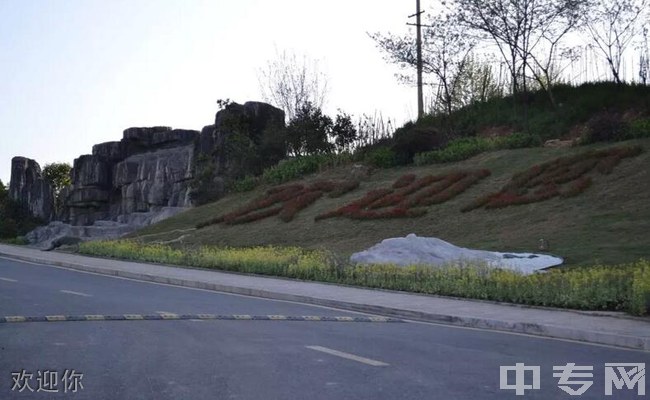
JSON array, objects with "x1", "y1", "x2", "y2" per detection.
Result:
[
  {"x1": 0, "y1": 277, "x2": 17, "y2": 282},
  {"x1": 305, "y1": 346, "x2": 389, "y2": 367},
  {"x1": 0, "y1": 256, "x2": 372, "y2": 315},
  {"x1": 59, "y1": 290, "x2": 92, "y2": 297}
]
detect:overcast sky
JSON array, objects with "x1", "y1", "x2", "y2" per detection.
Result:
[{"x1": 0, "y1": 0, "x2": 422, "y2": 184}]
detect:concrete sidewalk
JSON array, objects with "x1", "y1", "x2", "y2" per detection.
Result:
[{"x1": 1, "y1": 243, "x2": 648, "y2": 351}]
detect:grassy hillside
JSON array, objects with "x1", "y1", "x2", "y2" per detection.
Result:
[{"x1": 130, "y1": 138, "x2": 650, "y2": 266}]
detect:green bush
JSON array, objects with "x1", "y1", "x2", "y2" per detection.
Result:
[
  {"x1": 414, "y1": 137, "x2": 487, "y2": 165},
  {"x1": 391, "y1": 126, "x2": 444, "y2": 165},
  {"x1": 230, "y1": 176, "x2": 258, "y2": 193},
  {"x1": 1, "y1": 236, "x2": 29, "y2": 245},
  {"x1": 627, "y1": 118, "x2": 650, "y2": 139},
  {"x1": 493, "y1": 132, "x2": 543, "y2": 149},
  {"x1": 582, "y1": 112, "x2": 629, "y2": 143},
  {"x1": 363, "y1": 147, "x2": 397, "y2": 168},
  {"x1": 261, "y1": 153, "x2": 352, "y2": 185},
  {"x1": 414, "y1": 133, "x2": 541, "y2": 166}
]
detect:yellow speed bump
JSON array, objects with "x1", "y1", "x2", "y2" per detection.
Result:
[{"x1": 45, "y1": 315, "x2": 67, "y2": 322}]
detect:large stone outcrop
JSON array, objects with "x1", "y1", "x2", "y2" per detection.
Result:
[
  {"x1": 60, "y1": 101, "x2": 285, "y2": 225},
  {"x1": 64, "y1": 127, "x2": 198, "y2": 225},
  {"x1": 8, "y1": 157, "x2": 54, "y2": 221},
  {"x1": 8, "y1": 100, "x2": 286, "y2": 247},
  {"x1": 199, "y1": 101, "x2": 286, "y2": 180}
]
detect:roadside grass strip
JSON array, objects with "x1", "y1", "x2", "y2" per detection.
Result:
[{"x1": 0, "y1": 314, "x2": 404, "y2": 324}]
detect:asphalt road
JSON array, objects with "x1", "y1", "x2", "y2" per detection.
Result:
[{"x1": 0, "y1": 256, "x2": 648, "y2": 400}]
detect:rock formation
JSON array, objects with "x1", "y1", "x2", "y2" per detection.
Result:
[
  {"x1": 63, "y1": 126, "x2": 198, "y2": 225},
  {"x1": 60, "y1": 102, "x2": 285, "y2": 224},
  {"x1": 8, "y1": 100, "x2": 286, "y2": 246},
  {"x1": 192, "y1": 101, "x2": 285, "y2": 205},
  {"x1": 199, "y1": 101, "x2": 286, "y2": 179},
  {"x1": 8, "y1": 157, "x2": 54, "y2": 221}
]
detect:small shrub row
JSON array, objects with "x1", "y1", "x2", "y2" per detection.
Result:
[
  {"x1": 328, "y1": 180, "x2": 360, "y2": 198},
  {"x1": 462, "y1": 145, "x2": 642, "y2": 211},
  {"x1": 261, "y1": 153, "x2": 353, "y2": 186},
  {"x1": 413, "y1": 133, "x2": 542, "y2": 166},
  {"x1": 197, "y1": 179, "x2": 360, "y2": 228},
  {"x1": 78, "y1": 240, "x2": 650, "y2": 315},
  {"x1": 316, "y1": 170, "x2": 489, "y2": 221},
  {"x1": 392, "y1": 173, "x2": 417, "y2": 189},
  {"x1": 362, "y1": 147, "x2": 397, "y2": 168},
  {"x1": 279, "y1": 190, "x2": 324, "y2": 222}
]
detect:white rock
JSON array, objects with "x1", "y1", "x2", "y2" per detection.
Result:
[{"x1": 350, "y1": 234, "x2": 563, "y2": 275}]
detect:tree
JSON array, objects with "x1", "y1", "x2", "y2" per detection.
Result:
[
  {"x1": 640, "y1": 26, "x2": 649, "y2": 85},
  {"x1": 43, "y1": 162, "x2": 71, "y2": 215},
  {"x1": 444, "y1": 53, "x2": 505, "y2": 108},
  {"x1": 285, "y1": 102, "x2": 333, "y2": 156},
  {"x1": 584, "y1": 0, "x2": 648, "y2": 84},
  {"x1": 453, "y1": 0, "x2": 587, "y2": 106},
  {"x1": 331, "y1": 111, "x2": 358, "y2": 153},
  {"x1": 370, "y1": 13, "x2": 476, "y2": 120},
  {"x1": 43, "y1": 162, "x2": 71, "y2": 196},
  {"x1": 258, "y1": 48, "x2": 329, "y2": 122}
]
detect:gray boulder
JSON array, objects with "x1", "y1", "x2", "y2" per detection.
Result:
[{"x1": 350, "y1": 234, "x2": 564, "y2": 275}]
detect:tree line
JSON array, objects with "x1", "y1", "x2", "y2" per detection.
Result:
[{"x1": 371, "y1": 0, "x2": 649, "y2": 117}]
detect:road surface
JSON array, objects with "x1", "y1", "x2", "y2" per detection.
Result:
[{"x1": 0, "y1": 256, "x2": 647, "y2": 399}]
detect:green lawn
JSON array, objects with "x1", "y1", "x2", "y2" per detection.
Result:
[{"x1": 130, "y1": 138, "x2": 650, "y2": 266}]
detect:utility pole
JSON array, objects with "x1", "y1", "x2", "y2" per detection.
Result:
[{"x1": 408, "y1": 0, "x2": 425, "y2": 120}]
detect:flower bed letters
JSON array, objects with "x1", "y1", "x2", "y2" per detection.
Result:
[
  {"x1": 315, "y1": 169, "x2": 491, "y2": 221},
  {"x1": 461, "y1": 145, "x2": 643, "y2": 211}
]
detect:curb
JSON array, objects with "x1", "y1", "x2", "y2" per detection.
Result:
[
  {"x1": 2, "y1": 251, "x2": 649, "y2": 351},
  {"x1": 0, "y1": 314, "x2": 404, "y2": 324}
]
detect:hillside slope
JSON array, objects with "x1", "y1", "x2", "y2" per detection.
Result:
[{"x1": 130, "y1": 138, "x2": 650, "y2": 266}]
